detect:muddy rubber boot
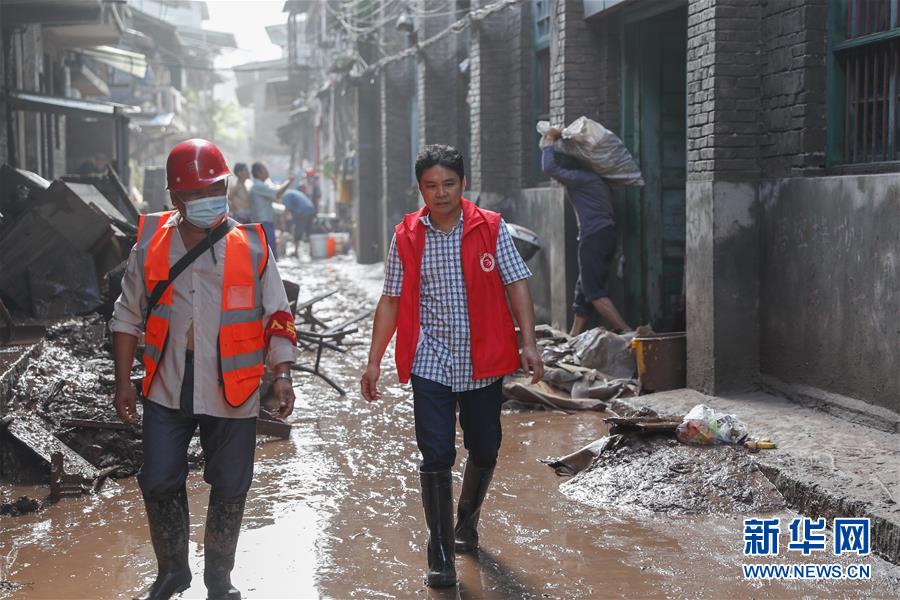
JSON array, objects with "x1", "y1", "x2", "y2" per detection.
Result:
[
  {"x1": 135, "y1": 488, "x2": 192, "y2": 600},
  {"x1": 203, "y1": 494, "x2": 246, "y2": 600},
  {"x1": 420, "y1": 470, "x2": 456, "y2": 588},
  {"x1": 454, "y1": 461, "x2": 495, "y2": 553}
]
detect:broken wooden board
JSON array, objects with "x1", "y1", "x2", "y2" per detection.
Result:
[
  {"x1": 257, "y1": 409, "x2": 291, "y2": 439},
  {"x1": 5, "y1": 413, "x2": 118, "y2": 489},
  {"x1": 60, "y1": 418, "x2": 135, "y2": 431},
  {"x1": 604, "y1": 415, "x2": 683, "y2": 436}
]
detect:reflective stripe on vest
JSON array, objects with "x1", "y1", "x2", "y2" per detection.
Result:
[
  {"x1": 137, "y1": 211, "x2": 177, "y2": 398},
  {"x1": 136, "y1": 214, "x2": 268, "y2": 407},
  {"x1": 218, "y1": 223, "x2": 268, "y2": 407}
]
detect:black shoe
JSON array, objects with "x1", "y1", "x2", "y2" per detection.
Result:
[
  {"x1": 135, "y1": 488, "x2": 192, "y2": 600},
  {"x1": 454, "y1": 461, "x2": 495, "y2": 553},
  {"x1": 203, "y1": 494, "x2": 246, "y2": 600},
  {"x1": 420, "y1": 470, "x2": 457, "y2": 588}
]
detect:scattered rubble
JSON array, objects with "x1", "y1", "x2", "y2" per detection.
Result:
[
  {"x1": 504, "y1": 325, "x2": 639, "y2": 411},
  {"x1": 0, "y1": 495, "x2": 42, "y2": 516},
  {"x1": 545, "y1": 406, "x2": 785, "y2": 515},
  {"x1": 559, "y1": 433, "x2": 785, "y2": 515},
  {"x1": 0, "y1": 164, "x2": 135, "y2": 319}
]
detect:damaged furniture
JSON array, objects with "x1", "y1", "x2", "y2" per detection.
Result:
[
  {"x1": 293, "y1": 310, "x2": 374, "y2": 396},
  {"x1": 0, "y1": 164, "x2": 136, "y2": 320},
  {"x1": 292, "y1": 290, "x2": 374, "y2": 395}
]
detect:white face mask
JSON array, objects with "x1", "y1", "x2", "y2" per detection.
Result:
[{"x1": 183, "y1": 195, "x2": 228, "y2": 229}]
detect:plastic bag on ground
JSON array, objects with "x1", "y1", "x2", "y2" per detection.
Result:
[
  {"x1": 537, "y1": 117, "x2": 644, "y2": 186},
  {"x1": 676, "y1": 404, "x2": 750, "y2": 445}
]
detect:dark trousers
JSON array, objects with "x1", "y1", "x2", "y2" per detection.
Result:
[
  {"x1": 138, "y1": 351, "x2": 257, "y2": 500},
  {"x1": 411, "y1": 375, "x2": 504, "y2": 472}
]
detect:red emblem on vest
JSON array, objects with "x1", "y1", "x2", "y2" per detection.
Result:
[{"x1": 480, "y1": 252, "x2": 496, "y2": 272}]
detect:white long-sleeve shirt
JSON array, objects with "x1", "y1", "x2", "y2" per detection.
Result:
[{"x1": 110, "y1": 213, "x2": 295, "y2": 418}]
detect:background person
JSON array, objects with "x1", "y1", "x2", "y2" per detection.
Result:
[
  {"x1": 249, "y1": 162, "x2": 294, "y2": 255},
  {"x1": 541, "y1": 127, "x2": 631, "y2": 335}
]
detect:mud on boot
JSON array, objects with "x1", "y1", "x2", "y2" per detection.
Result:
[
  {"x1": 203, "y1": 494, "x2": 246, "y2": 600},
  {"x1": 135, "y1": 487, "x2": 192, "y2": 600},
  {"x1": 420, "y1": 470, "x2": 457, "y2": 588},
  {"x1": 454, "y1": 461, "x2": 495, "y2": 553}
]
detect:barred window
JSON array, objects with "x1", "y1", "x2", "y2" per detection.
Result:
[{"x1": 829, "y1": 0, "x2": 900, "y2": 165}]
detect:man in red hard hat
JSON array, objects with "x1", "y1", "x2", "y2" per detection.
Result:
[{"x1": 110, "y1": 139, "x2": 298, "y2": 600}]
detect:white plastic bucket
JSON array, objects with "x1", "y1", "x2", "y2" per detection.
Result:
[{"x1": 309, "y1": 233, "x2": 329, "y2": 259}]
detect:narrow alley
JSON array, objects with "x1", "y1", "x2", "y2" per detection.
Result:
[{"x1": 2, "y1": 255, "x2": 897, "y2": 599}]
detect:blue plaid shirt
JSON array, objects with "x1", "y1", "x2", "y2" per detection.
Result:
[{"x1": 383, "y1": 212, "x2": 532, "y2": 391}]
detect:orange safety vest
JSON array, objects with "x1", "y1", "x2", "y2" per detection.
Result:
[{"x1": 135, "y1": 211, "x2": 269, "y2": 407}]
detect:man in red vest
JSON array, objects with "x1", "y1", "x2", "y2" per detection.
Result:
[
  {"x1": 110, "y1": 139, "x2": 298, "y2": 600},
  {"x1": 361, "y1": 144, "x2": 544, "y2": 587}
]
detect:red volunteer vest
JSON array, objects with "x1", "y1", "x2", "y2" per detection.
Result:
[
  {"x1": 136, "y1": 211, "x2": 268, "y2": 407},
  {"x1": 394, "y1": 198, "x2": 521, "y2": 383}
]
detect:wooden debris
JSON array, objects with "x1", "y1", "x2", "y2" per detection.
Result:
[
  {"x1": 49, "y1": 452, "x2": 88, "y2": 502},
  {"x1": 257, "y1": 409, "x2": 291, "y2": 439},
  {"x1": 604, "y1": 415, "x2": 683, "y2": 436},
  {"x1": 60, "y1": 418, "x2": 134, "y2": 431}
]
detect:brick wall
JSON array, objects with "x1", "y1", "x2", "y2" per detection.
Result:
[
  {"x1": 687, "y1": 0, "x2": 718, "y2": 179},
  {"x1": 0, "y1": 29, "x2": 7, "y2": 167},
  {"x1": 687, "y1": 0, "x2": 762, "y2": 182},
  {"x1": 549, "y1": 0, "x2": 610, "y2": 131},
  {"x1": 759, "y1": 0, "x2": 827, "y2": 177},
  {"x1": 416, "y1": 2, "x2": 467, "y2": 151},
  {"x1": 379, "y1": 54, "x2": 417, "y2": 249},
  {"x1": 469, "y1": 0, "x2": 527, "y2": 193}
]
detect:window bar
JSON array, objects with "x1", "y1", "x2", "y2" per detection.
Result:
[
  {"x1": 863, "y1": 52, "x2": 869, "y2": 161},
  {"x1": 855, "y1": 0, "x2": 862, "y2": 37},
  {"x1": 894, "y1": 42, "x2": 899, "y2": 159},
  {"x1": 877, "y1": 0, "x2": 882, "y2": 31},
  {"x1": 845, "y1": 54, "x2": 852, "y2": 161},
  {"x1": 883, "y1": 45, "x2": 890, "y2": 160},
  {"x1": 865, "y1": 0, "x2": 870, "y2": 35},
  {"x1": 877, "y1": 49, "x2": 882, "y2": 160},
  {"x1": 853, "y1": 54, "x2": 860, "y2": 162}
]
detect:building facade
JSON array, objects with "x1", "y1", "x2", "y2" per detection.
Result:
[{"x1": 280, "y1": 0, "x2": 896, "y2": 426}]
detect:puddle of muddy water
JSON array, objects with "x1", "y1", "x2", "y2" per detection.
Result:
[{"x1": 2, "y1": 254, "x2": 899, "y2": 599}]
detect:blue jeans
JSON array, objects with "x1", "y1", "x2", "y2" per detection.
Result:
[
  {"x1": 411, "y1": 375, "x2": 504, "y2": 472},
  {"x1": 138, "y1": 351, "x2": 257, "y2": 500}
]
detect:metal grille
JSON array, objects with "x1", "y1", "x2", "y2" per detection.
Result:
[
  {"x1": 839, "y1": 1, "x2": 900, "y2": 163},
  {"x1": 846, "y1": 0, "x2": 898, "y2": 38},
  {"x1": 843, "y1": 38, "x2": 899, "y2": 162}
]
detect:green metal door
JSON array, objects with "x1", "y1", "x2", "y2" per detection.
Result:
[{"x1": 621, "y1": 6, "x2": 687, "y2": 331}]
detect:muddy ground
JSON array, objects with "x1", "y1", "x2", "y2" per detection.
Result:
[
  {"x1": 1, "y1": 252, "x2": 899, "y2": 599},
  {"x1": 559, "y1": 434, "x2": 786, "y2": 514}
]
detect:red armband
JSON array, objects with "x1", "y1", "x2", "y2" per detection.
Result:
[{"x1": 265, "y1": 311, "x2": 298, "y2": 347}]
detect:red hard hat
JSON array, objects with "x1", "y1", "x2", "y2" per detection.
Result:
[{"x1": 166, "y1": 138, "x2": 230, "y2": 191}]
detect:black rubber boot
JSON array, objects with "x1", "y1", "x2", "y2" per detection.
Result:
[
  {"x1": 203, "y1": 494, "x2": 246, "y2": 600},
  {"x1": 135, "y1": 487, "x2": 192, "y2": 600},
  {"x1": 420, "y1": 470, "x2": 457, "y2": 588},
  {"x1": 454, "y1": 461, "x2": 495, "y2": 553}
]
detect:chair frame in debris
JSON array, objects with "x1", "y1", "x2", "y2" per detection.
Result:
[{"x1": 289, "y1": 288, "x2": 373, "y2": 396}]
